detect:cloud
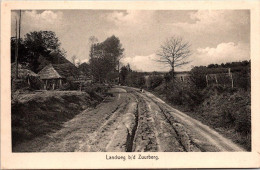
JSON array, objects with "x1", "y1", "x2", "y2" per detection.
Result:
[
  {"x1": 174, "y1": 10, "x2": 250, "y2": 33},
  {"x1": 192, "y1": 42, "x2": 250, "y2": 66},
  {"x1": 190, "y1": 10, "x2": 249, "y2": 26},
  {"x1": 107, "y1": 10, "x2": 154, "y2": 26},
  {"x1": 11, "y1": 10, "x2": 250, "y2": 72},
  {"x1": 25, "y1": 10, "x2": 62, "y2": 24},
  {"x1": 11, "y1": 10, "x2": 64, "y2": 37},
  {"x1": 171, "y1": 10, "x2": 250, "y2": 47}
]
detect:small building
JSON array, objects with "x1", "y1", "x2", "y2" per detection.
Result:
[
  {"x1": 38, "y1": 63, "x2": 79, "y2": 90},
  {"x1": 11, "y1": 63, "x2": 39, "y2": 80},
  {"x1": 11, "y1": 63, "x2": 43, "y2": 90}
]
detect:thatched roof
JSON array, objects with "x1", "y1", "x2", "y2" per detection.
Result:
[
  {"x1": 38, "y1": 63, "x2": 79, "y2": 80},
  {"x1": 11, "y1": 63, "x2": 38, "y2": 79}
]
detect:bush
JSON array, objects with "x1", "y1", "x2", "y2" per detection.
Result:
[
  {"x1": 190, "y1": 67, "x2": 208, "y2": 89},
  {"x1": 82, "y1": 83, "x2": 110, "y2": 101},
  {"x1": 196, "y1": 87, "x2": 251, "y2": 149},
  {"x1": 164, "y1": 81, "x2": 203, "y2": 110},
  {"x1": 233, "y1": 70, "x2": 250, "y2": 90},
  {"x1": 149, "y1": 76, "x2": 164, "y2": 89},
  {"x1": 60, "y1": 77, "x2": 80, "y2": 90},
  {"x1": 125, "y1": 72, "x2": 146, "y2": 88}
]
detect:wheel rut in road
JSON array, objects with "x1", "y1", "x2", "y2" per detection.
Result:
[
  {"x1": 133, "y1": 91, "x2": 194, "y2": 152},
  {"x1": 141, "y1": 90, "x2": 245, "y2": 152},
  {"x1": 131, "y1": 93, "x2": 160, "y2": 152},
  {"x1": 77, "y1": 93, "x2": 139, "y2": 152}
]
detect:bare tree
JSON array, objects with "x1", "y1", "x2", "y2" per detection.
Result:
[
  {"x1": 72, "y1": 55, "x2": 76, "y2": 65},
  {"x1": 89, "y1": 36, "x2": 98, "y2": 45},
  {"x1": 76, "y1": 59, "x2": 81, "y2": 67},
  {"x1": 157, "y1": 36, "x2": 191, "y2": 79}
]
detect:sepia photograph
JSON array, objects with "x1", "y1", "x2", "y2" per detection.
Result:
[
  {"x1": 10, "y1": 9, "x2": 251, "y2": 152},
  {"x1": 1, "y1": 1, "x2": 260, "y2": 169}
]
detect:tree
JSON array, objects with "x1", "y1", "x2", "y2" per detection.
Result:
[
  {"x1": 120, "y1": 63, "x2": 132, "y2": 85},
  {"x1": 72, "y1": 55, "x2": 77, "y2": 65},
  {"x1": 22, "y1": 31, "x2": 65, "y2": 72},
  {"x1": 24, "y1": 31, "x2": 62, "y2": 55},
  {"x1": 102, "y1": 35, "x2": 124, "y2": 71},
  {"x1": 89, "y1": 35, "x2": 124, "y2": 83},
  {"x1": 157, "y1": 36, "x2": 191, "y2": 79},
  {"x1": 78, "y1": 62, "x2": 90, "y2": 76}
]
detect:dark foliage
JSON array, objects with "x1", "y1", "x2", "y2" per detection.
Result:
[
  {"x1": 125, "y1": 71, "x2": 146, "y2": 88},
  {"x1": 78, "y1": 62, "x2": 91, "y2": 76},
  {"x1": 149, "y1": 76, "x2": 164, "y2": 89},
  {"x1": 11, "y1": 31, "x2": 68, "y2": 73},
  {"x1": 119, "y1": 64, "x2": 131, "y2": 85},
  {"x1": 190, "y1": 60, "x2": 250, "y2": 90},
  {"x1": 89, "y1": 35, "x2": 124, "y2": 83}
]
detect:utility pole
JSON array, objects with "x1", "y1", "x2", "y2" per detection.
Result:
[
  {"x1": 15, "y1": 19, "x2": 18, "y2": 79},
  {"x1": 118, "y1": 60, "x2": 120, "y2": 85},
  {"x1": 15, "y1": 10, "x2": 21, "y2": 79},
  {"x1": 18, "y1": 10, "x2": 21, "y2": 43}
]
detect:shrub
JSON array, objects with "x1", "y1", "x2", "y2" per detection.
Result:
[
  {"x1": 165, "y1": 81, "x2": 203, "y2": 110},
  {"x1": 190, "y1": 66, "x2": 208, "y2": 89},
  {"x1": 82, "y1": 83, "x2": 110, "y2": 101},
  {"x1": 149, "y1": 76, "x2": 164, "y2": 89},
  {"x1": 125, "y1": 72, "x2": 146, "y2": 88},
  {"x1": 233, "y1": 69, "x2": 250, "y2": 90}
]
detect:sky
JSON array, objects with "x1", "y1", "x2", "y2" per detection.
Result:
[{"x1": 11, "y1": 10, "x2": 250, "y2": 72}]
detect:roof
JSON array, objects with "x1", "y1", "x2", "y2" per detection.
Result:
[
  {"x1": 38, "y1": 63, "x2": 79, "y2": 80},
  {"x1": 11, "y1": 63, "x2": 38, "y2": 79}
]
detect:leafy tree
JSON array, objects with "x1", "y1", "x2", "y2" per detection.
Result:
[
  {"x1": 23, "y1": 31, "x2": 65, "y2": 72},
  {"x1": 102, "y1": 35, "x2": 124, "y2": 71},
  {"x1": 89, "y1": 35, "x2": 124, "y2": 83},
  {"x1": 24, "y1": 31, "x2": 61, "y2": 55},
  {"x1": 78, "y1": 62, "x2": 90, "y2": 76},
  {"x1": 120, "y1": 64, "x2": 132, "y2": 85}
]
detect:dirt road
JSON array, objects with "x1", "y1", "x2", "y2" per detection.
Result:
[{"x1": 19, "y1": 87, "x2": 245, "y2": 152}]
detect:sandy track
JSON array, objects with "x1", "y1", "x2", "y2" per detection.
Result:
[
  {"x1": 16, "y1": 87, "x2": 245, "y2": 152},
  {"x1": 135, "y1": 89, "x2": 245, "y2": 152}
]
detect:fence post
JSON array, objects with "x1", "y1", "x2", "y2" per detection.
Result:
[
  {"x1": 231, "y1": 73, "x2": 234, "y2": 88},
  {"x1": 215, "y1": 74, "x2": 218, "y2": 84},
  {"x1": 206, "y1": 75, "x2": 208, "y2": 86}
]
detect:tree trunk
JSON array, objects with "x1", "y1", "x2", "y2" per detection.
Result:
[{"x1": 170, "y1": 65, "x2": 175, "y2": 82}]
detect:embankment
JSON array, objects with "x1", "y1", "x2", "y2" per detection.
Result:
[{"x1": 11, "y1": 90, "x2": 101, "y2": 148}]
